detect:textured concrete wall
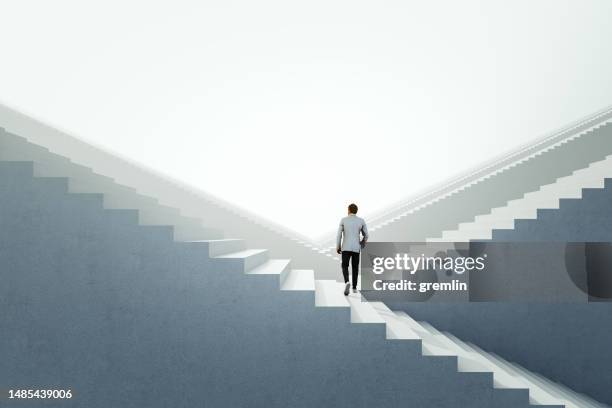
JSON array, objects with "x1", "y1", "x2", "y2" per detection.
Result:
[
  {"x1": 392, "y1": 180, "x2": 612, "y2": 405},
  {"x1": 0, "y1": 161, "x2": 535, "y2": 408}
]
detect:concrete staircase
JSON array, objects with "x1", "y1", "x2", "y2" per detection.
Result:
[
  {"x1": 0, "y1": 123, "x2": 340, "y2": 279},
  {"x1": 387, "y1": 171, "x2": 612, "y2": 405},
  {"x1": 316, "y1": 108, "x2": 612, "y2": 249},
  {"x1": 3, "y1": 104, "x2": 612, "y2": 405},
  {"x1": 430, "y1": 154, "x2": 612, "y2": 242},
  {"x1": 315, "y1": 281, "x2": 604, "y2": 408},
  {"x1": 1, "y1": 159, "x2": 572, "y2": 408}
]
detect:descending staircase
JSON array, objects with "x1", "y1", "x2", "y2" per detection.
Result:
[{"x1": 430, "y1": 154, "x2": 612, "y2": 242}]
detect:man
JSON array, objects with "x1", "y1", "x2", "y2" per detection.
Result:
[{"x1": 336, "y1": 203, "x2": 369, "y2": 296}]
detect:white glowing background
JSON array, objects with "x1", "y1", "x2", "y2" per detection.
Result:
[{"x1": 1, "y1": 0, "x2": 611, "y2": 239}]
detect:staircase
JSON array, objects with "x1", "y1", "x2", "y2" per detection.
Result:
[
  {"x1": 3, "y1": 103, "x2": 612, "y2": 406},
  {"x1": 386, "y1": 152, "x2": 612, "y2": 405},
  {"x1": 430, "y1": 154, "x2": 612, "y2": 241},
  {"x1": 316, "y1": 107, "x2": 612, "y2": 250},
  {"x1": 0, "y1": 119, "x2": 340, "y2": 279},
  {"x1": 0, "y1": 161, "x2": 602, "y2": 407}
]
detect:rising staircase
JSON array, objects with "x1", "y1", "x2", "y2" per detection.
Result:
[
  {"x1": 1, "y1": 159, "x2": 608, "y2": 406},
  {"x1": 430, "y1": 154, "x2": 612, "y2": 242},
  {"x1": 317, "y1": 106, "x2": 612, "y2": 249},
  {"x1": 3, "y1": 104, "x2": 612, "y2": 406}
]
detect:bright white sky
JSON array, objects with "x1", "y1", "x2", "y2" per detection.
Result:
[{"x1": 1, "y1": 0, "x2": 611, "y2": 240}]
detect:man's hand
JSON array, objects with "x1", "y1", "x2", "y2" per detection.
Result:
[{"x1": 336, "y1": 248, "x2": 341, "y2": 255}]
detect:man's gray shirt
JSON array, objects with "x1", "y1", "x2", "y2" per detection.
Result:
[{"x1": 336, "y1": 214, "x2": 369, "y2": 253}]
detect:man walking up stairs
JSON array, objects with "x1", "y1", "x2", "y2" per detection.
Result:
[{"x1": 336, "y1": 203, "x2": 369, "y2": 295}]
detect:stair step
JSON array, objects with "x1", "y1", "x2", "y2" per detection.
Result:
[
  {"x1": 346, "y1": 294, "x2": 385, "y2": 324},
  {"x1": 186, "y1": 239, "x2": 246, "y2": 257},
  {"x1": 281, "y1": 269, "x2": 315, "y2": 291},
  {"x1": 215, "y1": 249, "x2": 269, "y2": 272},
  {"x1": 418, "y1": 320, "x2": 444, "y2": 336},
  {"x1": 369, "y1": 302, "x2": 421, "y2": 340},
  {"x1": 393, "y1": 311, "x2": 436, "y2": 336},
  {"x1": 247, "y1": 259, "x2": 292, "y2": 287},
  {"x1": 315, "y1": 280, "x2": 349, "y2": 307}
]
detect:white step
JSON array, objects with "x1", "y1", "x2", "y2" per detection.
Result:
[
  {"x1": 281, "y1": 269, "x2": 315, "y2": 291},
  {"x1": 391, "y1": 312, "x2": 459, "y2": 355},
  {"x1": 345, "y1": 294, "x2": 385, "y2": 324},
  {"x1": 315, "y1": 280, "x2": 349, "y2": 307},
  {"x1": 506, "y1": 196, "x2": 561, "y2": 209},
  {"x1": 247, "y1": 259, "x2": 292, "y2": 286},
  {"x1": 524, "y1": 183, "x2": 582, "y2": 199},
  {"x1": 393, "y1": 311, "x2": 431, "y2": 335},
  {"x1": 214, "y1": 249, "x2": 269, "y2": 272},
  {"x1": 441, "y1": 230, "x2": 492, "y2": 241},
  {"x1": 490, "y1": 203, "x2": 539, "y2": 218},
  {"x1": 369, "y1": 302, "x2": 421, "y2": 340},
  {"x1": 187, "y1": 239, "x2": 246, "y2": 257},
  {"x1": 458, "y1": 219, "x2": 515, "y2": 231},
  {"x1": 475, "y1": 209, "x2": 536, "y2": 224}
]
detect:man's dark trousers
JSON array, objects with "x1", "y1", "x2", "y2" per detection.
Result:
[{"x1": 341, "y1": 251, "x2": 360, "y2": 289}]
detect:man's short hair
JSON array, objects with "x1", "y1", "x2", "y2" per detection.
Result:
[{"x1": 348, "y1": 203, "x2": 358, "y2": 214}]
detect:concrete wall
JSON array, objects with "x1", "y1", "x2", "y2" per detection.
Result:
[{"x1": 0, "y1": 161, "x2": 535, "y2": 408}]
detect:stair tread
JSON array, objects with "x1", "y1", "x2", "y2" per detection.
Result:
[
  {"x1": 247, "y1": 259, "x2": 290, "y2": 275},
  {"x1": 346, "y1": 294, "x2": 385, "y2": 323},
  {"x1": 315, "y1": 280, "x2": 349, "y2": 307},
  {"x1": 214, "y1": 249, "x2": 267, "y2": 259},
  {"x1": 281, "y1": 269, "x2": 315, "y2": 291},
  {"x1": 188, "y1": 238, "x2": 243, "y2": 243}
]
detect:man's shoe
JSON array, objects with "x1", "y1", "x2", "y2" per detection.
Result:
[
  {"x1": 344, "y1": 282, "x2": 350, "y2": 296},
  {"x1": 352, "y1": 288, "x2": 358, "y2": 294}
]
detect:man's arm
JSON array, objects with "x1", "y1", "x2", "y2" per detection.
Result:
[
  {"x1": 360, "y1": 220, "x2": 369, "y2": 247},
  {"x1": 336, "y1": 220, "x2": 343, "y2": 254}
]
